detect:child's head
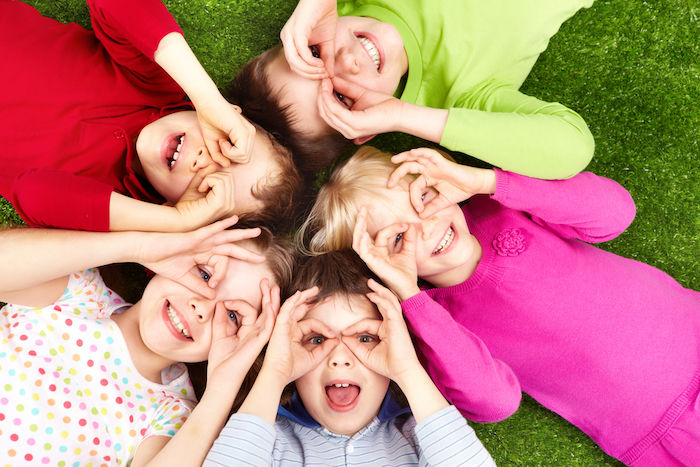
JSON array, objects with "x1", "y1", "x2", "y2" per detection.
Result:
[
  {"x1": 137, "y1": 226, "x2": 294, "y2": 365},
  {"x1": 286, "y1": 250, "x2": 391, "y2": 436},
  {"x1": 136, "y1": 110, "x2": 303, "y2": 233},
  {"x1": 298, "y1": 146, "x2": 476, "y2": 287},
  {"x1": 229, "y1": 16, "x2": 407, "y2": 172}
]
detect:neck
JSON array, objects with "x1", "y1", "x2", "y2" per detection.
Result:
[
  {"x1": 425, "y1": 235, "x2": 482, "y2": 288},
  {"x1": 112, "y1": 303, "x2": 173, "y2": 384}
]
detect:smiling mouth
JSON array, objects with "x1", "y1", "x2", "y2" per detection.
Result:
[
  {"x1": 166, "y1": 134, "x2": 185, "y2": 170},
  {"x1": 358, "y1": 35, "x2": 381, "y2": 70},
  {"x1": 166, "y1": 301, "x2": 192, "y2": 339},
  {"x1": 432, "y1": 226, "x2": 455, "y2": 255}
]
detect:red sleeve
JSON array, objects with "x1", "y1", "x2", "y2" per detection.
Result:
[
  {"x1": 401, "y1": 292, "x2": 522, "y2": 422},
  {"x1": 12, "y1": 170, "x2": 113, "y2": 231},
  {"x1": 492, "y1": 169, "x2": 637, "y2": 243},
  {"x1": 87, "y1": 0, "x2": 183, "y2": 85}
]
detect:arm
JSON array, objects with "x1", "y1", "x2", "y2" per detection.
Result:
[
  {"x1": 491, "y1": 168, "x2": 637, "y2": 242},
  {"x1": 0, "y1": 217, "x2": 263, "y2": 306},
  {"x1": 89, "y1": 0, "x2": 255, "y2": 164},
  {"x1": 440, "y1": 85, "x2": 594, "y2": 179},
  {"x1": 401, "y1": 292, "x2": 522, "y2": 423}
]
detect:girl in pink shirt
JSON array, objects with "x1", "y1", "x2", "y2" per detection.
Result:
[{"x1": 299, "y1": 146, "x2": 699, "y2": 465}]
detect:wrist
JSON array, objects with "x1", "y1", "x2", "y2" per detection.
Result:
[
  {"x1": 397, "y1": 103, "x2": 448, "y2": 143},
  {"x1": 481, "y1": 169, "x2": 497, "y2": 195},
  {"x1": 392, "y1": 282, "x2": 421, "y2": 302}
]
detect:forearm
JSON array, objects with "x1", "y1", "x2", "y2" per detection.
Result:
[
  {"x1": 397, "y1": 103, "x2": 449, "y2": 144},
  {"x1": 109, "y1": 192, "x2": 186, "y2": 232},
  {"x1": 140, "y1": 386, "x2": 240, "y2": 467},
  {"x1": 0, "y1": 228, "x2": 143, "y2": 295},
  {"x1": 154, "y1": 32, "x2": 223, "y2": 107},
  {"x1": 236, "y1": 369, "x2": 286, "y2": 427},
  {"x1": 394, "y1": 365, "x2": 449, "y2": 424}
]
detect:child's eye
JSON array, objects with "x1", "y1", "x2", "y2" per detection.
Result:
[
  {"x1": 309, "y1": 45, "x2": 320, "y2": 59},
  {"x1": 226, "y1": 309, "x2": 239, "y2": 326},
  {"x1": 198, "y1": 268, "x2": 211, "y2": 283},
  {"x1": 309, "y1": 335, "x2": 326, "y2": 345},
  {"x1": 393, "y1": 232, "x2": 404, "y2": 248},
  {"x1": 357, "y1": 334, "x2": 375, "y2": 344},
  {"x1": 334, "y1": 91, "x2": 349, "y2": 107}
]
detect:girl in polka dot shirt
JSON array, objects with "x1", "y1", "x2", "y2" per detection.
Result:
[{"x1": 0, "y1": 217, "x2": 289, "y2": 466}]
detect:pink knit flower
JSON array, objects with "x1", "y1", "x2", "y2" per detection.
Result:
[{"x1": 492, "y1": 228, "x2": 526, "y2": 256}]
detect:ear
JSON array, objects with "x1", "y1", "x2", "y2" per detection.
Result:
[
  {"x1": 231, "y1": 105, "x2": 243, "y2": 114},
  {"x1": 353, "y1": 135, "x2": 376, "y2": 145}
]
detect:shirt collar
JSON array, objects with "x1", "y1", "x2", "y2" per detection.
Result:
[{"x1": 277, "y1": 391, "x2": 411, "y2": 428}]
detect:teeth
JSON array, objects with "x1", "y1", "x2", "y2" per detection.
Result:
[
  {"x1": 433, "y1": 227, "x2": 454, "y2": 255},
  {"x1": 358, "y1": 36, "x2": 380, "y2": 70},
  {"x1": 167, "y1": 304, "x2": 191, "y2": 338},
  {"x1": 333, "y1": 383, "x2": 350, "y2": 388}
]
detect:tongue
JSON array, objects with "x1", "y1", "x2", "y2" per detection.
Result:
[{"x1": 326, "y1": 385, "x2": 359, "y2": 406}]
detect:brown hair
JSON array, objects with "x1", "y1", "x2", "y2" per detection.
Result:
[
  {"x1": 279, "y1": 250, "x2": 407, "y2": 408},
  {"x1": 226, "y1": 45, "x2": 352, "y2": 178},
  {"x1": 238, "y1": 124, "x2": 306, "y2": 235},
  {"x1": 187, "y1": 225, "x2": 295, "y2": 411}
]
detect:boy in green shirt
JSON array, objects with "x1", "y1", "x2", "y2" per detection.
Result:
[{"x1": 231, "y1": 0, "x2": 594, "y2": 178}]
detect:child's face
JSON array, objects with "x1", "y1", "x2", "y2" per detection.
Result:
[
  {"x1": 295, "y1": 293, "x2": 390, "y2": 437},
  {"x1": 136, "y1": 110, "x2": 280, "y2": 213},
  {"x1": 365, "y1": 185, "x2": 480, "y2": 287},
  {"x1": 138, "y1": 250, "x2": 273, "y2": 364},
  {"x1": 267, "y1": 16, "x2": 408, "y2": 138}
]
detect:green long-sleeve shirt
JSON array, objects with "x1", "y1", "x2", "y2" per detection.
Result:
[{"x1": 338, "y1": 0, "x2": 595, "y2": 178}]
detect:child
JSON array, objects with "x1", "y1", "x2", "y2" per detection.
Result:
[
  {"x1": 230, "y1": 0, "x2": 595, "y2": 177},
  {"x1": 0, "y1": 217, "x2": 294, "y2": 465},
  {"x1": 0, "y1": 0, "x2": 302, "y2": 233},
  {"x1": 204, "y1": 250, "x2": 494, "y2": 466},
  {"x1": 298, "y1": 147, "x2": 700, "y2": 465}
]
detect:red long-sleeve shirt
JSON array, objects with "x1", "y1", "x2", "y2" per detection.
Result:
[{"x1": 0, "y1": 0, "x2": 190, "y2": 230}]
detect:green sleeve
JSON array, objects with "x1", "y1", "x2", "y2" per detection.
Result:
[{"x1": 440, "y1": 85, "x2": 594, "y2": 179}]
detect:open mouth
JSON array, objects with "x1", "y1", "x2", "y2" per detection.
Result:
[
  {"x1": 432, "y1": 225, "x2": 455, "y2": 255},
  {"x1": 164, "y1": 300, "x2": 192, "y2": 340},
  {"x1": 357, "y1": 35, "x2": 381, "y2": 71},
  {"x1": 325, "y1": 382, "x2": 361, "y2": 412},
  {"x1": 165, "y1": 134, "x2": 185, "y2": 170}
]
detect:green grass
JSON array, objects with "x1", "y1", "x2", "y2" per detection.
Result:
[{"x1": 7, "y1": 0, "x2": 699, "y2": 464}]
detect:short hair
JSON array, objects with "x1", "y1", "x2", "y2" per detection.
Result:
[
  {"x1": 226, "y1": 45, "x2": 352, "y2": 178},
  {"x1": 238, "y1": 124, "x2": 305, "y2": 235},
  {"x1": 187, "y1": 225, "x2": 295, "y2": 412},
  {"x1": 296, "y1": 146, "x2": 400, "y2": 254}
]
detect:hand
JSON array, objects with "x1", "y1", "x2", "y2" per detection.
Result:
[
  {"x1": 341, "y1": 279, "x2": 420, "y2": 382},
  {"x1": 280, "y1": 0, "x2": 338, "y2": 78},
  {"x1": 205, "y1": 279, "x2": 279, "y2": 393},
  {"x1": 352, "y1": 206, "x2": 420, "y2": 301},
  {"x1": 388, "y1": 148, "x2": 497, "y2": 218},
  {"x1": 174, "y1": 168, "x2": 236, "y2": 230},
  {"x1": 134, "y1": 216, "x2": 265, "y2": 298},
  {"x1": 193, "y1": 98, "x2": 256, "y2": 167},
  {"x1": 317, "y1": 77, "x2": 404, "y2": 143},
  {"x1": 261, "y1": 287, "x2": 338, "y2": 386}
]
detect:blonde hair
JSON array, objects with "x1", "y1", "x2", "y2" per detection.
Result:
[{"x1": 296, "y1": 146, "x2": 405, "y2": 254}]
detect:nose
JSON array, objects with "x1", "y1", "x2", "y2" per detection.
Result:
[
  {"x1": 335, "y1": 46, "x2": 360, "y2": 75},
  {"x1": 328, "y1": 340, "x2": 354, "y2": 368},
  {"x1": 189, "y1": 296, "x2": 215, "y2": 323},
  {"x1": 420, "y1": 216, "x2": 439, "y2": 240},
  {"x1": 190, "y1": 147, "x2": 212, "y2": 172}
]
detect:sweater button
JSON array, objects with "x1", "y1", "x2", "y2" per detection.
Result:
[{"x1": 346, "y1": 443, "x2": 354, "y2": 454}]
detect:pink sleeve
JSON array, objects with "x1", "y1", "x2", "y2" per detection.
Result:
[
  {"x1": 401, "y1": 292, "x2": 522, "y2": 423},
  {"x1": 87, "y1": 0, "x2": 183, "y2": 85},
  {"x1": 12, "y1": 169, "x2": 112, "y2": 231},
  {"x1": 492, "y1": 169, "x2": 636, "y2": 243}
]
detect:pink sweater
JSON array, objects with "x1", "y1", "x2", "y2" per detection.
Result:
[{"x1": 401, "y1": 170, "x2": 699, "y2": 462}]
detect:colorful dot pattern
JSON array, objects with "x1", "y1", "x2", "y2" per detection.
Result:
[{"x1": 0, "y1": 269, "x2": 196, "y2": 465}]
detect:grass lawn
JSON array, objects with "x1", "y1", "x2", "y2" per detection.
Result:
[{"x1": 6, "y1": 0, "x2": 699, "y2": 464}]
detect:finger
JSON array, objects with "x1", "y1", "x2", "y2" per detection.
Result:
[
  {"x1": 205, "y1": 138, "x2": 227, "y2": 168},
  {"x1": 206, "y1": 254, "x2": 229, "y2": 289},
  {"x1": 224, "y1": 300, "x2": 258, "y2": 328},
  {"x1": 373, "y1": 223, "x2": 408, "y2": 249},
  {"x1": 283, "y1": 33, "x2": 326, "y2": 78},
  {"x1": 318, "y1": 40, "x2": 335, "y2": 78},
  {"x1": 177, "y1": 270, "x2": 217, "y2": 299},
  {"x1": 279, "y1": 287, "x2": 319, "y2": 320},
  {"x1": 351, "y1": 206, "x2": 370, "y2": 252},
  {"x1": 340, "y1": 335, "x2": 372, "y2": 366},
  {"x1": 400, "y1": 224, "x2": 418, "y2": 260},
  {"x1": 387, "y1": 161, "x2": 426, "y2": 188},
  {"x1": 212, "y1": 303, "x2": 235, "y2": 342},
  {"x1": 419, "y1": 195, "x2": 454, "y2": 219},
  {"x1": 297, "y1": 317, "x2": 336, "y2": 339},
  {"x1": 330, "y1": 76, "x2": 371, "y2": 109},
  {"x1": 408, "y1": 175, "x2": 428, "y2": 213},
  {"x1": 219, "y1": 139, "x2": 245, "y2": 165},
  {"x1": 212, "y1": 241, "x2": 266, "y2": 264},
  {"x1": 309, "y1": 337, "x2": 339, "y2": 364},
  {"x1": 341, "y1": 317, "x2": 382, "y2": 337},
  {"x1": 366, "y1": 288, "x2": 402, "y2": 320}
]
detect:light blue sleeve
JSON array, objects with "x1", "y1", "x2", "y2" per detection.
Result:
[{"x1": 204, "y1": 413, "x2": 276, "y2": 466}]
